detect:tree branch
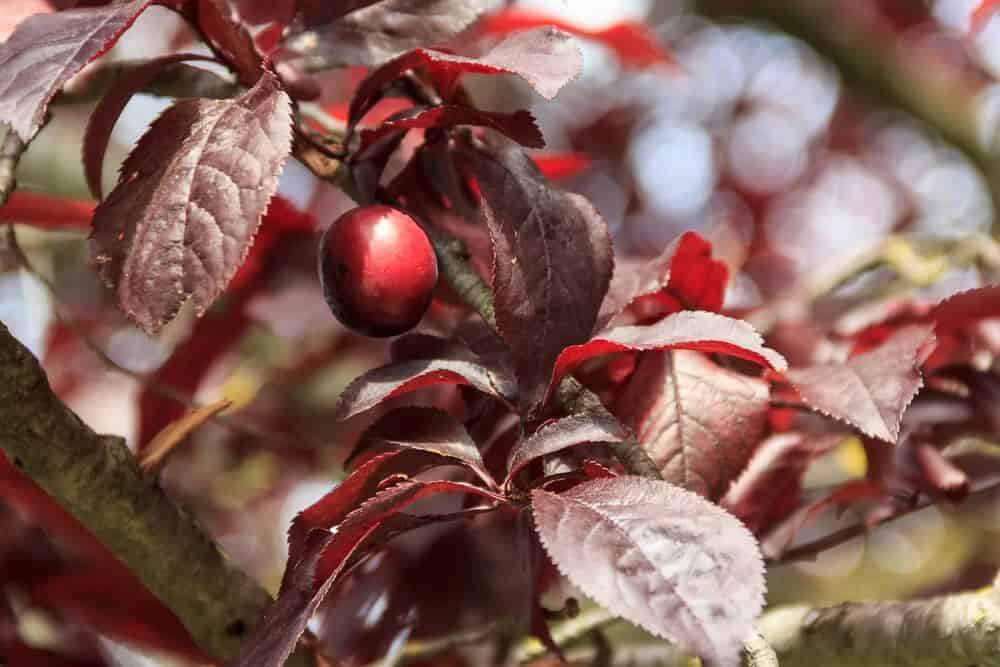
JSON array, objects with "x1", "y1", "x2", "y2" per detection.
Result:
[
  {"x1": 773, "y1": 477, "x2": 1000, "y2": 565},
  {"x1": 758, "y1": 585, "x2": 1000, "y2": 667},
  {"x1": 0, "y1": 321, "x2": 275, "y2": 662},
  {"x1": 742, "y1": 632, "x2": 779, "y2": 667},
  {"x1": 0, "y1": 123, "x2": 26, "y2": 207}
]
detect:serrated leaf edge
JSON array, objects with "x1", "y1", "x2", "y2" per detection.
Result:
[{"x1": 530, "y1": 481, "x2": 766, "y2": 665}]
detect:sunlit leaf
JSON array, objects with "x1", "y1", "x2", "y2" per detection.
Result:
[
  {"x1": 615, "y1": 351, "x2": 770, "y2": 499},
  {"x1": 91, "y1": 70, "x2": 293, "y2": 333},
  {"x1": 532, "y1": 476, "x2": 766, "y2": 667},
  {"x1": 784, "y1": 325, "x2": 934, "y2": 442}
]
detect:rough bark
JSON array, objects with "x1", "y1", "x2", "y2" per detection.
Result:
[
  {"x1": 759, "y1": 588, "x2": 1000, "y2": 667},
  {"x1": 0, "y1": 123, "x2": 25, "y2": 206},
  {"x1": 0, "y1": 320, "x2": 273, "y2": 662}
]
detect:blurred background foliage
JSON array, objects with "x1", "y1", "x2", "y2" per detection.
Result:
[{"x1": 7, "y1": 0, "x2": 1000, "y2": 664}]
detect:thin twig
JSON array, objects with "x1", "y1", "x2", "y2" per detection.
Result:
[
  {"x1": 512, "y1": 608, "x2": 618, "y2": 663},
  {"x1": 359, "y1": 623, "x2": 501, "y2": 667},
  {"x1": 294, "y1": 124, "x2": 347, "y2": 161},
  {"x1": 773, "y1": 476, "x2": 1000, "y2": 565},
  {"x1": 555, "y1": 376, "x2": 663, "y2": 479}
]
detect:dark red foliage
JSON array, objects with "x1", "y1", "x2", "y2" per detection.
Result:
[
  {"x1": 0, "y1": 1, "x2": 54, "y2": 41},
  {"x1": 196, "y1": 0, "x2": 263, "y2": 84},
  {"x1": 529, "y1": 152, "x2": 592, "y2": 180},
  {"x1": 550, "y1": 311, "x2": 786, "y2": 403},
  {"x1": 359, "y1": 105, "x2": 545, "y2": 151},
  {"x1": 283, "y1": 0, "x2": 496, "y2": 68},
  {"x1": 291, "y1": 0, "x2": 386, "y2": 29},
  {"x1": 386, "y1": 141, "x2": 495, "y2": 281},
  {"x1": 782, "y1": 325, "x2": 935, "y2": 443},
  {"x1": 286, "y1": 452, "x2": 407, "y2": 572},
  {"x1": 91, "y1": 70, "x2": 293, "y2": 333},
  {"x1": 722, "y1": 433, "x2": 845, "y2": 535},
  {"x1": 137, "y1": 196, "x2": 315, "y2": 449},
  {"x1": 928, "y1": 286, "x2": 1000, "y2": 332},
  {"x1": 506, "y1": 414, "x2": 628, "y2": 484},
  {"x1": 349, "y1": 406, "x2": 494, "y2": 487},
  {"x1": 0, "y1": 456, "x2": 210, "y2": 662},
  {"x1": 228, "y1": 0, "x2": 295, "y2": 27},
  {"x1": 0, "y1": 0, "x2": 152, "y2": 142},
  {"x1": 455, "y1": 136, "x2": 614, "y2": 413},
  {"x1": 532, "y1": 477, "x2": 765, "y2": 667},
  {"x1": 82, "y1": 52, "x2": 215, "y2": 200},
  {"x1": 598, "y1": 231, "x2": 730, "y2": 330},
  {"x1": 237, "y1": 479, "x2": 503, "y2": 667},
  {"x1": 8, "y1": 3, "x2": 1000, "y2": 666},
  {"x1": 335, "y1": 356, "x2": 516, "y2": 421},
  {"x1": 348, "y1": 27, "x2": 582, "y2": 127},
  {"x1": 614, "y1": 350, "x2": 770, "y2": 499}
]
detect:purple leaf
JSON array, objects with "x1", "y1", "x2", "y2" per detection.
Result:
[
  {"x1": 549, "y1": 311, "x2": 787, "y2": 403},
  {"x1": 0, "y1": 0, "x2": 152, "y2": 143},
  {"x1": 286, "y1": 451, "x2": 403, "y2": 571},
  {"x1": 387, "y1": 141, "x2": 495, "y2": 281},
  {"x1": 350, "y1": 406, "x2": 495, "y2": 487},
  {"x1": 83, "y1": 53, "x2": 215, "y2": 200},
  {"x1": 455, "y1": 137, "x2": 614, "y2": 413},
  {"x1": 237, "y1": 479, "x2": 503, "y2": 667},
  {"x1": 359, "y1": 105, "x2": 545, "y2": 151},
  {"x1": 91, "y1": 70, "x2": 293, "y2": 334},
  {"x1": 614, "y1": 351, "x2": 770, "y2": 499},
  {"x1": 506, "y1": 414, "x2": 629, "y2": 483},
  {"x1": 283, "y1": 0, "x2": 495, "y2": 69},
  {"x1": 784, "y1": 325, "x2": 935, "y2": 442},
  {"x1": 721, "y1": 433, "x2": 844, "y2": 534},
  {"x1": 760, "y1": 479, "x2": 882, "y2": 560},
  {"x1": 454, "y1": 318, "x2": 513, "y2": 375},
  {"x1": 196, "y1": 0, "x2": 264, "y2": 85},
  {"x1": 233, "y1": 526, "x2": 378, "y2": 667},
  {"x1": 349, "y1": 27, "x2": 582, "y2": 126},
  {"x1": 287, "y1": 450, "x2": 500, "y2": 572},
  {"x1": 0, "y1": 2, "x2": 54, "y2": 42},
  {"x1": 335, "y1": 357, "x2": 516, "y2": 421},
  {"x1": 532, "y1": 477, "x2": 766, "y2": 667},
  {"x1": 928, "y1": 285, "x2": 1000, "y2": 332},
  {"x1": 597, "y1": 231, "x2": 729, "y2": 331}
]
